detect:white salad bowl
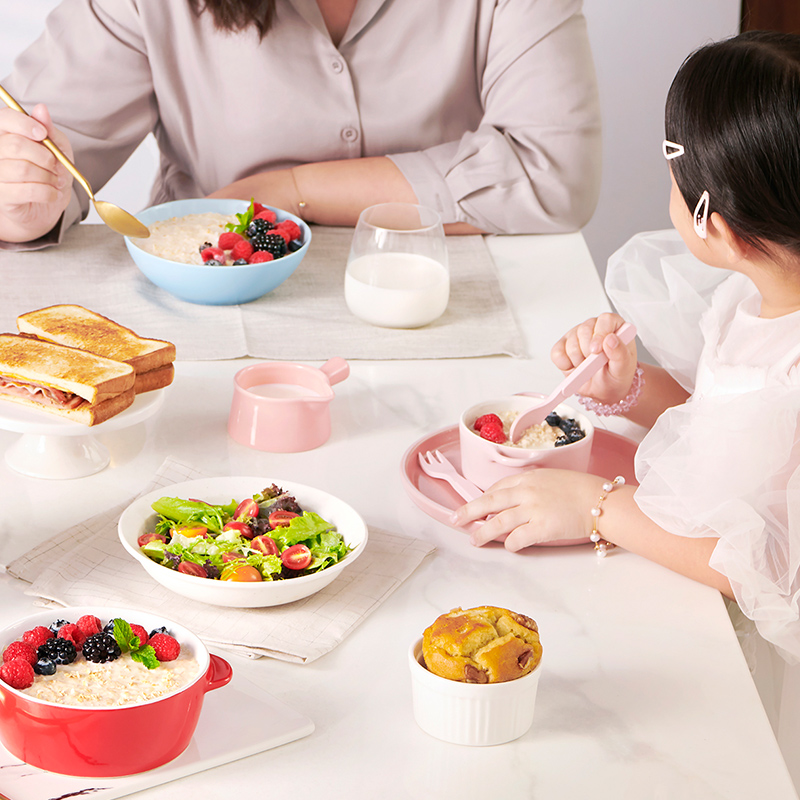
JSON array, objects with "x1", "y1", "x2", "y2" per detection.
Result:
[{"x1": 118, "y1": 477, "x2": 368, "y2": 608}]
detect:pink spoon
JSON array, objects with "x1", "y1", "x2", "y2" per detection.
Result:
[{"x1": 508, "y1": 322, "x2": 637, "y2": 442}]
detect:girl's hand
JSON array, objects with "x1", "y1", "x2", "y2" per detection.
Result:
[
  {"x1": 0, "y1": 103, "x2": 73, "y2": 243},
  {"x1": 451, "y1": 469, "x2": 605, "y2": 551},
  {"x1": 551, "y1": 313, "x2": 637, "y2": 405}
]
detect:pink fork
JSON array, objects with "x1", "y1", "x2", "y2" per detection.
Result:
[{"x1": 418, "y1": 450, "x2": 483, "y2": 502}]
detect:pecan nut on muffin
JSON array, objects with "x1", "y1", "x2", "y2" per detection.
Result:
[{"x1": 421, "y1": 606, "x2": 542, "y2": 684}]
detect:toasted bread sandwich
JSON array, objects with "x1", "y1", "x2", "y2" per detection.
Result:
[
  {"x1": 17, "y1": 305, "x2": 175, "y2": 393},
  {"x1": 0, "y1": 333, "x2": 136, "y2": 426}
]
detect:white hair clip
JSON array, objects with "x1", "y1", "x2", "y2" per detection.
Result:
[
  {"x1": 693, "y1": 190, "x2": 709, "y2": 239},
  {"x1": 662, "y1": 140, "x2": 685, "y2": 160}
]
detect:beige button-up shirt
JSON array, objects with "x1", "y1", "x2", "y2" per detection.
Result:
[{"x1": 5, "y1": 0, "x2": 601, "y2": 236}]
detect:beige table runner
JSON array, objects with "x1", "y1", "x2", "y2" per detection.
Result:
[
  {"x1": 4, "y1": 458, "x2": 435, "y2": 664},
  {"x1": 0, "y1": 224, "x2": 526, "y2": 361}
]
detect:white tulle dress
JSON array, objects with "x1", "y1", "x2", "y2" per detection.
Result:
[{"x1": 605, "y1": 230, "x2": 800, "y2": 783}]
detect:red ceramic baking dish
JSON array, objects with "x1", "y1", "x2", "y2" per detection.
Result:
[{"x1": 0, "y1": 606, "x2": 232, "y2": 777}]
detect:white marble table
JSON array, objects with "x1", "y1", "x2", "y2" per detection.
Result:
[{"x1": 0, "y1": 233, "x2": 796, "y2": 800}]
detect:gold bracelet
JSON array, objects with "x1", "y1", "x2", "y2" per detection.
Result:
[
  {"x1": 289, "y1": 168, "x2": 307, "y2": 219},
  {"x1": 589, "y1": 476, "x2": 624, "y2": 557}
]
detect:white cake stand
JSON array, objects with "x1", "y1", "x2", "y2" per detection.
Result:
[{"x1": 0, "y1": 390, "x2": 165, "y2": 480}]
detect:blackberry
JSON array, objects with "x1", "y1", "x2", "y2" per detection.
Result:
[
  {"x1": 83, "y1": 632, "x2": 122, "y2": 664},
  {"x1": 251, "y1": 232, "x2": 287, "y2": 258},
  {"x1": 34, "y1": 658, "x2": 57, "y2": 676},
  {"x1": 38, "y1": 637, "x2": 77, "y2": 665},
  {"x1": 247, "y1": 218, "x2": 274, "y2": 238}
]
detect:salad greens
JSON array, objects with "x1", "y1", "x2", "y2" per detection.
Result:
[{"x1": 139, "y1": 485, "x2": 352, "y2": 582}]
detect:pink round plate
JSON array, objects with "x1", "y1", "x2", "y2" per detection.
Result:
[{"x1": 401, "y1": 425, "x2": 639, "y2": 544}]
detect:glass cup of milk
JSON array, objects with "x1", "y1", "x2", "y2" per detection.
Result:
[{"x1": 345, "y1": 203, "x2": 449, "y2": 328}]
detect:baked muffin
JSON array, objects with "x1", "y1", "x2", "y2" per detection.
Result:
[{"x1": 422, "y1": 606, "x2": 542, "y2": 684}]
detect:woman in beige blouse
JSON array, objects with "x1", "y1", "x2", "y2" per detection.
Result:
[{"x1": 0, "y1": 0, "x2": 601, "y2": 246}]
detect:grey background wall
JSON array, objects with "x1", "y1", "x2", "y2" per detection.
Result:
[{"x1": 1, "y1": 0, "x2": 741, "y2": 277}]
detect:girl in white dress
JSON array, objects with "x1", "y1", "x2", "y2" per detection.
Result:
[{"x1": 453, "y1": 30, "x2": 800, "y2": 782}]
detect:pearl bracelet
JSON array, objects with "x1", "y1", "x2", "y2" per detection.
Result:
[
  {"x1": 590, "y1": 476, "x2": 625, "y2": 557},
  {"x1": 578, "y1": 365, "x2": 645, "y2": 417}
]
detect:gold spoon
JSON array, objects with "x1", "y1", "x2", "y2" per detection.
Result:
[{"x1": 0, "y1": 84, "x2": 150, "y2": 238}]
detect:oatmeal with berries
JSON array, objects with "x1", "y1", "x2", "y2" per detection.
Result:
[
  {"x1": 134, "y1": 212, "x2": 237, "y2": 265},
  {"x1": 22, "y1": 652, "x2": 200, "y2": 707},
  {"x1": 472, "y1": 411, "x2": 586, "y2": 448}
]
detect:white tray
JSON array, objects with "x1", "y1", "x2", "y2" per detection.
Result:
[{"x1": 0, "y1": 670, "x2": 314, "y2": 799}]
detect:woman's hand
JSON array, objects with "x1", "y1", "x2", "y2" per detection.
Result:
[
  {"x1": 0, "y1": 104, "x2": 73, "y2": 243},
  {"x1": 451, "y1": 469, "x2": 605, "y2": 551},
  {"x1": 551, "y1": 313, "x2": 638, "y2": 405}
]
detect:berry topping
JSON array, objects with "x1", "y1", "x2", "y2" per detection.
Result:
[
  {"x1": 273, "y1": 219, "x2": 301, "y2": 242},
  {"x1": 474, "y1": 414, "x2": 502, "y2": 432},
  {"x1": 230, "y1": 238, "x2": 254, "y2": 262},
  {"x1": 254, "y1": 208, "x2": 277, "y2": 223},
  {"x1": 232, "y1": 258, "x2": 249, "y2": 265},
  {"x1": 149, "y1": 626, "x2": 169, "y2": 639},
  {"x1": 129, "y1": 624, "x2": 149, "y2": 647},
  {"x1": 38, "y1": 637, "x2": 77, "y2": 665},
  {"x1": 49, "y1": 619, "x2": 69, "y2": 634},
  {"x1": 34, "y1": 657, "x2": 56, "y2": 676},
  {"x1": 76, "y1": 615, "x2": 103, "y2": 637},
  {"x1": 252, "y1": 232, "x2": 288, "y2": 257},
  {"x1": 0, "y1": 658, "x2": 35, "y2": 690},
  {"x1": 22, "y1": 626, "x2": 53, "y2": 649},
  {"x1": 82, "y1": 632, "x2": 122, "y2": 664},
  {"x1": 248, "y1": 250, "x2": 274, "y2": 264},
  {"x1": 200, "y1": 246, "x2": 225, "y2": 264},
  {"x1": 247, "y1": 218, "x2": 273, "y2": 238},
  {"x1": 3, "y1": 641, "x2": 37, "y2": 665},
  {"x1": 218, "y1": 231, "x2": 245, "y2": 250},
  {"x1": 479, "y1": 422, "x2": 506, "y2": 443},
  {"x1": 149, "y1": 633, "x2": 181, "y2": 662},
  {"x1": 57, "y1": 623, "x2": 86, "y2": 651}
]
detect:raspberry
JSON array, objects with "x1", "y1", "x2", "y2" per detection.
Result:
[
  {"x1": 129, "y1": 624, "x2": 149, "y2": 647},
  {"x1": 254, "y1": 209, "x2": 277, "y2": 223},
  {"x1": 3, "y1": 641, "x2": 36, "y2": 665},
  {"x1": 270, "y1": 227, "x2": 292, "y2": 244},
  {"x1": 252, "y1": 202, "x2": 265, "y2": 216},
  {"x1": 218, "y1": 231, "x2": 244, "y2": 250},
  {"x1": 274, "y1": 220, "x2": 301, "y2": 242},
  {"x1": 77, "y1": 615, "x2": 102, "y2": 637},
  {"x1": 149, "y1": 633, "x2": 180, "y2": 662},
  {"x1": 201, "y1": 246, "x2": 225, "y2": 264},
  {"x1": 57, "y1": 623, "x2": 86, "y2": 651},
  {"x1": 474, "y1": 414, "x2": 502, "y2": 432},
  {"x1": 230, "y1": 238, "x2": 254, "y2": 261},
  {"x1": 22, "y1": 626, "x2": 53, "y2": 649},
  {"x1": 479, "y1": 422, "x2": 506, "y2": 443},
  {"x1": 0, "y1": 659, "x2": 34, "y2": 690},
  {"x1": 248, "y1": 251, "x2": 274, "y2": 264}
]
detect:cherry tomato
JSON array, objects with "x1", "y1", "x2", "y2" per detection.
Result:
[
  {"x1": 269, "y1": 510, "x2": 299, "y2": 528},
  {"x1": 251, "y1": 535, "x2": 280, "y2": 556},
  {"x1": 223, "y1": 520, "x2": 254, "y2": 539},
  {"x1": 221, "y1": 551, "x2": 245, "y2": 562},
  {"x1": 173, "y1": 524, "x2": 208, "y2": 539},
  {"x1": 178, "y1": 561, "x2": 208, "y2": 578},
  {"x1": 221, "y1": 564, "x2": 263, "y2": 582},
  {"x1": 281, "y1": 544, "x2": 312, "y2": 570},
  {"x1": 137, "y1": 532, "x2": 167, "y2": 547},
  {"x1": 234, "y1": 498, "x2": 260, "y2": 521}
]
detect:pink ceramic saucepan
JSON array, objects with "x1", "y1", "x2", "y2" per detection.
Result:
[
  {"x1": 459, "y1": 394, "x2": 594, "y2": 491},
  {"x1": 228, "y1": 357, "x2": 350, "y2": 452},
  {"x1": 0, "y1": 606, "x2": 232, "y2": 777}
]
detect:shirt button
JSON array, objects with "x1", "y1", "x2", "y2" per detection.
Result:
[
  {"x1": 341, "y1": 127, "x2": 359, "y2": 142},
  {"x1": 331, "y1": 60, "x2": 344, "y2": 73}
]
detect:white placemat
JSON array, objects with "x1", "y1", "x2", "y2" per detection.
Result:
[
  {"x1": 4, "y1": 458, "x2": 435, "y2": 664},
  {"x1": 0, "y1": 224, "x2": 526, "y2": 361}
]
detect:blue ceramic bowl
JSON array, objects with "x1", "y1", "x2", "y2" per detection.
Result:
[{"x1": 124, "y1": 198, "x2": 311, "y2": 305}]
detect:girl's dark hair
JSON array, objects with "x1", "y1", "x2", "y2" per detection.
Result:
[
  {"x1": 187, "y1": 0, "x2": 276, "y2": 39},
  {"x1": 665, "y1": 31, "x2": 800, "y2": 256}
]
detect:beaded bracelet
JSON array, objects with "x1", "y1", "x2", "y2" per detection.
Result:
[
  {"x1": 578, "y1": 364, "x2": 645, "y2": 417},
  {"x1": 590, "y1": 476, "x2": 625, "y2": 557}
]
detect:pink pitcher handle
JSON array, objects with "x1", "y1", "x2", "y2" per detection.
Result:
[{"x1": 320, "y1": 357, "x2": 350, "y2": 386}]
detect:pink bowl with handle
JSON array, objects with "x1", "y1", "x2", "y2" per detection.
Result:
[
  {"x1": 459, "y1": 394, "x2": 593, "y2": 491},
  {"x1": 228, "y1": 357, "x2": 349, "y2": 452}
]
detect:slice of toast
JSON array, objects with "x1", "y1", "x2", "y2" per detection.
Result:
[
  {"x1": 0, "y1": 333, "x2": 135, "y2": 403},
  {"x1": 0, "y1": 384, "x2": 136, "y2": 426},
  {"x1": 134, "y1": 363, "x2": 175, "y2": 394},
  {"x1": 17, "y1": 305, "x2": 176, "y2": 374}
]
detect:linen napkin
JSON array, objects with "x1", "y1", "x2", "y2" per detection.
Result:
[
  {"x1": 5, "y1": 458, "x2": 435, "y2": 664},
  {"x1": 0, "y1": 224, "x2": 526, "y2": 361}
]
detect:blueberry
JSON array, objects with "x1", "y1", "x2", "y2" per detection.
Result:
[
  {"x1": 205, "y1": 259, "x2": 223, "y2": 266},
  {"x1": 232, "y1": 258, "x2": 248, "y2": 265},
  {"x1": 288, "y1": 239, "x2": 303, "y2": 252},
  {"x1": 545, "y1": 412, "x2": 562, "y2": 428},
  {"x1": 149, "y1": 626, "x2": 169, "y2": 639},
  {"x1": 34, "y1": 658, "x2": 56, "y2": 675},
  {"x1": 48, "y1": 619, "x2": 69, "y2": 634}
]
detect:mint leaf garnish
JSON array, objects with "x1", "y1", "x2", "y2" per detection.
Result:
[
  {"x1": 130, "y1": 645, "x2": 160, "y2": 670},
  {"x1": 112, "y1": 618, "x2": 159, "y2": 670},
  {"x1": 224, "y1": 198, "x2": 256, "y2": 235}
]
